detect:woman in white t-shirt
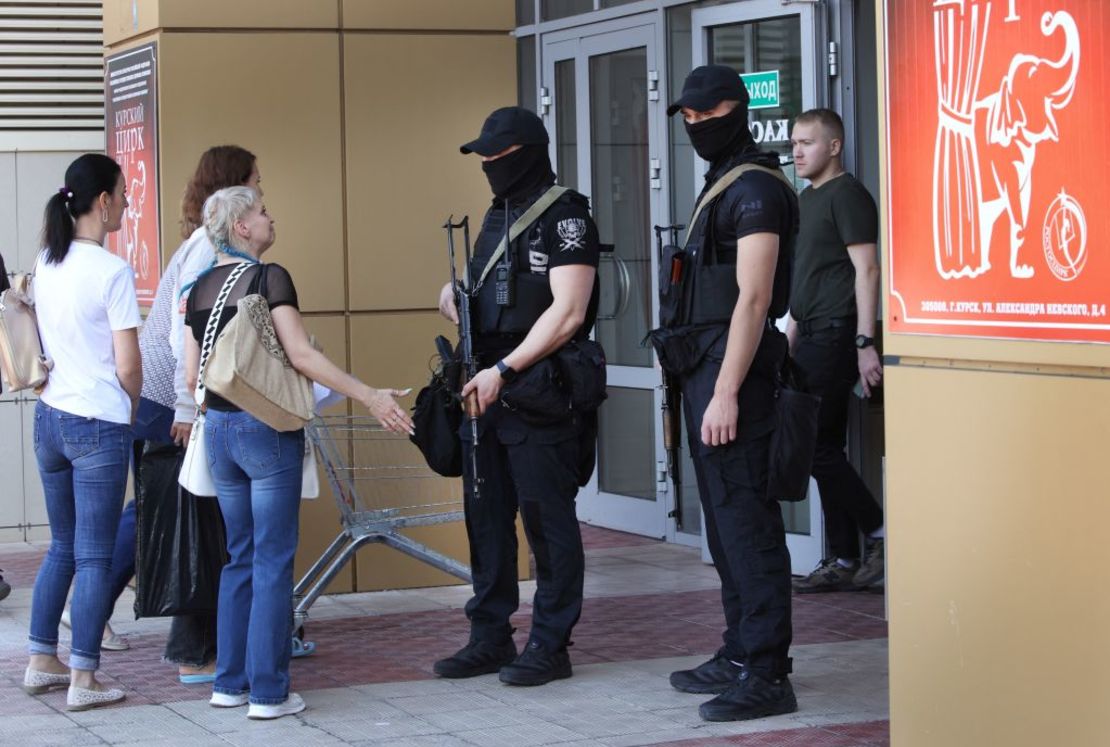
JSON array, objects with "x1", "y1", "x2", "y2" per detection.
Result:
[{"x1": 22, "y1": 154, "x2": 141, "y2": 712}]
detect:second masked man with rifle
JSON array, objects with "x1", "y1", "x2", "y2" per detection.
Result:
[{"x1": 434, "y1": 107, "x2": 604, "y2": 687}]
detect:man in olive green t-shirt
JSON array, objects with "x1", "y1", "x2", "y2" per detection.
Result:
[{"x1": 786, "y1": 109, "x2": 885, "y2": 593}]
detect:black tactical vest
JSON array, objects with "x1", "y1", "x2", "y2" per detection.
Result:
[
  {"x1": 468, "y1": 186, "x2": 593, "y2": 341},
  {"x1": 659, "y1": 171, "x2": 793, "y2": 330}
]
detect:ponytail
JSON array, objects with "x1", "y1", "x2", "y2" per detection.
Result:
[
  {"x1": 41, "y1": 153, "x2": 122, "y2": 265},
  {"x1": 42, "y1": 191, "x2": 76, "y2": 265}
]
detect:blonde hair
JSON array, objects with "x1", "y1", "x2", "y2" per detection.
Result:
[{"x1": 202, "y1": 185, "x2": 258, "y2": 251}]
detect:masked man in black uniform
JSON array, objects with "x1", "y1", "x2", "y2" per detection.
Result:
[
  {"x1": 433, "y1": 107, "x2": 602, "y2": 687},
  {"x1": 655, "y1": 66, "x2": 798, "y2": 721}
]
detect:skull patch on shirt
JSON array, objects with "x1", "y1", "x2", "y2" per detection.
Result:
[{"x1": 556, "y1": 218, "x2": 588, "y2": 252}]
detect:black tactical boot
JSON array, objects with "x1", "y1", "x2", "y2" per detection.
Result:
[
  {"x1": 498, "y1": 640, "x2": 572, "y2": 686},
  {"x1": 433, "y1": 638, "x2": 517, "y2": 679},
  {"x1": 698, "y1": 670, "x2": 798, "y2": 722},
  {"x1": 669, "y1": 649, "x2": 744, "y2": 694}
]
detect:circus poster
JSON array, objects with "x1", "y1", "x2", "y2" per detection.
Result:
[{"x1": 885, "y1": 0, "x2": 1109, "y2": 342}]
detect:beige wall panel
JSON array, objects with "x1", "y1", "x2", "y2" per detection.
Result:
[
  {"x1": 20, "y1": 401, "x2": 45, "y2": 529},
  {"x1": 341, "y1": 0, "x2": 512, "y2": 31},
  {"x1": 15, "y1": 153, "x2": 91, "y2": 274},
  {"x1": 348, "y1": 312, "x2": 529, "y2": 590},
  {"x1": 344, "y1": 34, "x2": 515, "y2": 312},
  {"x1": 355, "y1": 525, "x2": 469, "y2": 591},
  {"x1": 158, "y1": 0, "x2": 338, "y2": 29},
  {"x1": 157, "y1": 33, "x2": 344, "y2": 313},
  {"x1": 0, "y1": 402, "x2": 23, "y2": 529},
  {"x1": 348, "y1": 311, "x2": 453, "y2": 396},
  {"x1": 294, "y1": 315, "x2": 353, "y2": 593},
  {"x1": 884, "y1": 333, "x2": 1110, "y2": 372},
  {"x1": 103, "y1": 0, "x2": 160, "y2": 47},
  {"x1": 885, "y1": 365, "x2": 1110, "y2": 746}
]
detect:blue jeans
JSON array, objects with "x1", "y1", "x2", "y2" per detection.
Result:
[
  {"x1": 205, "y1": 409, "x2": 302, "y2": 705},
  {"x1": 29, "y1": 402, "x2": 131, "y2": 671}
]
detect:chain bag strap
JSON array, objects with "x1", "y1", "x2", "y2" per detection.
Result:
[{"x1": 179, "y1": 262, "x2": 254, "y2": 497}]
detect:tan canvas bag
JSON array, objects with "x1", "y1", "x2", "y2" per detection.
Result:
[
  {"x1": 204, "y1": 267, "x2": 314, "y2": 432},
  {"x1": 0, "y1": 274, "x2": 53, "y2": 393}
]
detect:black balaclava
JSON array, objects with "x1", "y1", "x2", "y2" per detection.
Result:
[
  {"x1": 685, "y1": 104, "x2": 754, "y2": 164},
  {"x1": 482, "y1": 144, "x2": 555, "y2": 201}
]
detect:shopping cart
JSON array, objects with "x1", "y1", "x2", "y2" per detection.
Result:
[{"x1": 292, "y1": 414, "x2": 471, "y2": 628}]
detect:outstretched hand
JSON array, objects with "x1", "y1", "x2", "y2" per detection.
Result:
[{"x1": 364, "y1": 387, "x2": 415, "y2": 435}]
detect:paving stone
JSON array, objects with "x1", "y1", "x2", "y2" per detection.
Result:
[
  {"x1": 385, "y1": 690, "x2": 504, "y2": 716},
  {"x1": 454, "y1": 721, "x2": 584, "y2": 746},
  {"x1": 311, "y1": 714, "x2": 444, "y2": 742},
  {"x1": 0, "y1": 533, "x2": 889, "y2": 747}
]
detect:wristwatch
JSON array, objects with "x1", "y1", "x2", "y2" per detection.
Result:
[
  {"x1": 495, "y1": 359, "x2": 518, "y2": 383},
  {"x1": 855, "y1": 335, "x2": 876, "y2": 350}
]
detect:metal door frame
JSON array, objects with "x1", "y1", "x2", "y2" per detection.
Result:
[{"x1": 542, "y1": 15, "x2": 672, "y2": 540}]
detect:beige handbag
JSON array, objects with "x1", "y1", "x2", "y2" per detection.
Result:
[
  {"x1": 0, "y1": 274, "x2": 53, "y2": 393},
  {"x1": 204, "y1": 266, "x2": 314, "y2": 432}
]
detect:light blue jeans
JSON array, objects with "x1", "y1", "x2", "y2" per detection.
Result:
[
  {"x1": 205, "y1": 408, "x2": 302, "y2": 705},
  {"x1": 29, "y1": 402, "x2": 130, "y2": 671}
]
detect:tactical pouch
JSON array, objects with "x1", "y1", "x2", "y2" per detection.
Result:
[
  {"x1": 410, "y1": 357, "x2": 463, "y2": 478},
  {"x1": 500, "y1": 357, "x2": 573, "y2": 425},
  {"x1": 647, "y1": 324, "x2": 726, "y2": 377},
  {"x1": 767, "y1": 356, "x2": 821, "y2": 502},
  {"x1": 657, "y1": 245, "x2": 686, "y2": 328},
  {"x1": 554, "y1": 339, "x2": 607, "y2": 412}
]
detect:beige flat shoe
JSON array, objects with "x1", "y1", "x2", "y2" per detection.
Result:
[
  {"x1": 22, "y1": 667, "x2": 70, "y2": 695},
  {"x1": 100, "y1": 623, "x2": 130, "y2": 652},
  {"x1": 60, "y1": 610, "x2": 131, "y2": 651},
  {"x1": 66, "y1": 684, "x2": 126, "y2": 712}
]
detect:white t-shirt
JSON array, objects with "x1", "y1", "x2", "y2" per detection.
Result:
[{"x1": 36, "y1": 242, "x2": 142, "y2": 424}]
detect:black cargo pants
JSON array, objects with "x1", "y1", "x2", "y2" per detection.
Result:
[
  {"x1": 459, "y1": 402, "x2": 585, "y2": 652},
  {"x1": 792, "y1": 321, "x2": 883, "y2": 561},
  {"x1": 680, "y1": 336, "x2": 793, "y2": 678}
]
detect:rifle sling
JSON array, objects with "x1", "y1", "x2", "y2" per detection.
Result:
[{"x1": 470, "y1": 185, "x2": 568, "y2": 290}]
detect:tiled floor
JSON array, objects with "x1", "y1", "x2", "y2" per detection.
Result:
[{"x1": 0, "y1": 525, "x2": 889, "y2": 746}]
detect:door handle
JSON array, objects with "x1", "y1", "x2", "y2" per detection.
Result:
[{"x1": 596, "y1": 253, "x2": 632, "y2": 321}]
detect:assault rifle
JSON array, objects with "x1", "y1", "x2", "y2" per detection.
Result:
[
  {"x1": 444, "y1": 216, "x2": 481, "y2": 500},
  {"x1": 654, "y1": 223, "x2": 686, "y2": 528}
]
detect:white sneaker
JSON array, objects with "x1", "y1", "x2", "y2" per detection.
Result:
[
  {"x1": 247, "y1": 693, "x2": 306, "y2": 720},
  {"x1": 59, "y1": 610, "x2": 130, "y2": 651},
  {"x1": 210, "y1": 691, "x2": 250, "y2": 708},
  {"x1": 66, "y1": 684, "x2": 126, "y2": 712}
]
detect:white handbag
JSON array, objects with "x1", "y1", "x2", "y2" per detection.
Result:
[
  {"x1": 179, "y1": 262, "x2": 253, "y2": 497},
  {"x1": 301, "y1": 437, "x2": 319, "y2": 499}
]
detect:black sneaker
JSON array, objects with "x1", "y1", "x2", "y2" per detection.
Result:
[
  {"x1": 669, "y1": 649, "x2": 743, "y2": 694},
  {"x1": 498, "y1": 640, "x2": 572, "y2": 686},
  {"x1": 698, "y1": 670, "x2": 798, "y2": 722},
  {"x1": 433, "y1": 638, "x2": 517, "y2": 679}
]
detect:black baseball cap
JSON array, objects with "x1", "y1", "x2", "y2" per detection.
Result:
[
  {"x1": 666, "y1": 64, "x2": 750, "y2": 117},
  {"x1": 460, "y1": 106, "x2": 550, "y2": 156}
]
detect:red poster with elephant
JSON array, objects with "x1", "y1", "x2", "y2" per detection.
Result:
[{"x1": 885, "y1": 0, "x2": 1109, "y2": 342}]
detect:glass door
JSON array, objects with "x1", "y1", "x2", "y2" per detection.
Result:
[
  {"x1": 543, "y1": 19, "x2": 668, "y2": 539},
  {"x1": 690, "y1": 2, "x2": 826, "y2": 574}
]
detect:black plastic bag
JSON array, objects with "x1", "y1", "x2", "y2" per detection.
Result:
[
  {"x1": 767, "y1": 358, "x2": 821, "y2": 502},
  {"x1": 134, "y1": 442, "x2": 227, "y2": 618}
]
